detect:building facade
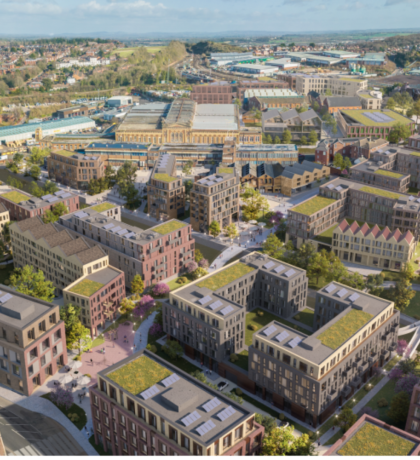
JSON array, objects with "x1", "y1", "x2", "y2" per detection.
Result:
[
  {"x1": 0, "y1": 286, "x2": 67, "y2": 396},
  {"x1": 0, "y1": 203, "x2": 9, "y2": 230},
  {"x1": 190, "y1": 167, "x2": 240, "y2": 232},
  {"x1": 321, "y1": 96, "x2": 362, "y2": 114},
  {"x1": 295, "y1": 75, "x2": 368, "y2": 96}
]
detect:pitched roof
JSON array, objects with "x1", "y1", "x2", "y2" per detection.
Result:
[{"x1": 325, "y1": 96, "x2": 361, "y2": 108}]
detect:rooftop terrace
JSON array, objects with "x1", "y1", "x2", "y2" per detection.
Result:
[{"x1": 1, "y1": 191, "x2": 29, "y2": 204}]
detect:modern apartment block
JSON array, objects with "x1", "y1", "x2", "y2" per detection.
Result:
[
  {"x1": 147, "y1": 154, "x2": 185, "y2": 220},
  {"x1": 58, "y1": 203, "x2": 194, "y2": 288},
  {"x1": 406, "y1": 383, "x2": 420, "y2": 437},
  {"x1": 0, "y1": 187, "x2": 79, "y2": 221},
  {"x1": 64, "y1": 267, "x2": 125, "y2": 337},
  {"x1": 332, "y1": 219, "x2": 415, "y2": 271},
  {"x1": 190, "y1": 167, "x2": 240, "y2": 233},
  {"x1": 90, "y1": 349, "x2": 264, "y2": 456},
  {"x1": 0, "y1": 285, "x2": 67, "y2": 396},
  {"x1": 249, "y1": 281, "x2": 398, "y2": 426},
  {"x1": 295, "y1": 75, "x2": 368, "y2": 96},
  {"x1": 349, "y1": 158, "x2": 410, "y2": 193},
  {"x1": 357, "y1": 90, "x2": 382, "y2": 110},
  {"x1": 286, "y1": 177, "x2": 420, "y2": 247},
  {"x1": 47, "y1": 150, "x2": 106, "y2": 190},
  {"x1": 408, "y1": 134, "x2": 420, "y2": 151},
  {"x1": 10, "y1": 216, "x2": 109, "y2": 296},
  {"x1": 0, "y1": 203, "x2": 9, "y2": 230},
  {"x1": 163, "y1": 253, "x2": 307, "y2": 372}
]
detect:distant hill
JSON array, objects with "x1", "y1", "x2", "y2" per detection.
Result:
[
  {"x1": 186, "y1": 41, "x2": 247, "y2": 55},
  {"x1": 360, "y1": 33, "x2": 420, "y2": 52}
]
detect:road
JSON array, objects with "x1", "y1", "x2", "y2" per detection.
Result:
[{"x1": 0, "y1": 396, "x2": 86, "y2": 456}]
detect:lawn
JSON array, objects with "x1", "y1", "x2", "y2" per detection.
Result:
[
  {"x1": 145, "y1": 46, "x2": 165, "y2": 53},
  {"x1": 245, "y1": 310, "x2": 308, "y2": 346},
  {"x1": 1, "y1": 191, "x2": 28, "y2": 204},
  {"x1": 360, "y1": 186, "x2": 402, "y2": 200},
  {"x1": 0, "y1": 264, "x2": 14, "y2": 285},
  {"x1": 41, "y1": 393, "x2": 87, "y2": 430},
  {"x1": 55, "y1": 149, "x2": 76, "y2": 157},
  {"x1": 401, "y1": 291, "x2": 420, "y2": 318},
  {"x1": 292, "y1": 196, "x2": 336, "y2": 216},
  {"x1": 384, "y1": 354, "x2": 401, "y2": 371},
  {"x1": 408, "y1": 242, "x2": 420, "y2": 274},
  {"x1": 195, "y1": 243, "x2": 221, "y2": 265},
  {"x1": 108, "y1": 355, "x2": 172, "y2": 394},
  {"x1": 363, "y1": 379, "x2": 397, "y2": 426},
  {"x1": 154, "y1": 173, "x2": 177, "y2": 182},
  {"x1": 313, "y1": 223, "x2": 338, "y2": 245},
  {"x1": 68, "y1": 279, "x2": 104, "y2": 297},
  {"x1": 152, "y1": 220, "x2": 186, "y2": 235},
  {"x1": 293, "y1": 308, "x2": 314, "y2": 329},
  {"x1": 317, "y1": 309, "x2": 373, "y2": 350},
  {"x1": 235, "y1": 350, "x2": 249, "y2": 372},
  {"x1": 408, "y1": 186, "x2": 420, "y2": 196},
  {"x1": 218, "y1": 168, "x2": 233, "y2": 174},
  {"x1": 375, "y1": 169, "x2": 404, "y2": 179},
  {"x1": 197, "y1": 262, "x2": 255, "y2": 291},
  {"x1": 90, "y1": 203, "x2": 115, "y2": 213},
  {"x1": 308, "y1": 276, "x2": 329, "y2": 291},
  {"x1": 338, "y1": 422, "x2": 415, "y2": 456},
  {"x1": 167, "y1": 277, "x2": 190, "y2": 291},
  {"x1": 111, "y1": 47, "x2": 141, "y2": 57}
]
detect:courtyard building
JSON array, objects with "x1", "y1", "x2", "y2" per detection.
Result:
[{"x1": 295, "y1": 75, "x2": 368, "y2": 97}]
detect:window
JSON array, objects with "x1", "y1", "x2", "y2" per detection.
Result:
[
  {"x1": 234, "y1": 425, "x2": 243, "y2": 439},
  {"x1": 223, "y1": 434, "x2": 232, "y2": 449}
]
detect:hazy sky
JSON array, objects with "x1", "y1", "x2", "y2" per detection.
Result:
[{"x1": 0, "y1": 0, "x2": 418, "y2": 36}]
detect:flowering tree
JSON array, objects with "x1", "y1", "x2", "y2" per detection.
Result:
[
  {"x1": 395, "y1": 373, "x2": 420, "y2": 397},
  {"x1": 149, "y1": 323, "x2": 163, "y2": 337},
  {"x1": 152, "y1": 283, "x2": 170, "y2": 297},
  {"x1": 133, "y1": 295, "x2": 155, "y2": 317},
  {"x1": 50, "y1": 387, "x2": 74, "y2": 410},
  {"x1": 186, "y1": 261, "x2": 198, "y2": 273},
  {"x1": 397, "y1": 339, "x2": 408, "y2": 356},
  {"x1": 198, "y1": 258, "x2": 209, "y2": 269},
  {"x1": 389, "y1": 367, "x2": 403, "y2": 380}
]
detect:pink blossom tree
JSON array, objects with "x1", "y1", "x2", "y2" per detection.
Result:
[
  {"x1": 133, "y1": 295, "x2": 155, "y2": 317},
  {"x1": 389, "y1": 367, "x2": 403, "y2": 380},
  {"x1": 50, "y1": 387, "x2": 74, "y2": 410},
  {"x1": 395, "y1": 373, "x2": 420, "y2": 397},
  {"x1": 152, "y1": 283, "x2": 170, "y2": 297},
  {"x1": 198, "y1": 258, "x2": 209, "y2": 269},
  {"x1": 186, "y1": 261, "x2": 198, "y2": 273},
  {"x1": 149, "y1": 323, "x2": 163, "y2": 337},
  {"x1": 397, "y1": 339, "x2": 408, "y2": 356}
]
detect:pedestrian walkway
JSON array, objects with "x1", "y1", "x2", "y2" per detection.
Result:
[
  {"x1": 208, "y1": 246, "x2": 244, "y2": 272},
  {"x1": 133, "y1": 311, "x2": 158, "y2": 352},
  {"x1": 352, "y1": 375, "x2": 391, "y2": 414}
]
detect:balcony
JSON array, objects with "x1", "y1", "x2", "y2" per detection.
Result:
[
  {"x1": 389, "y1": 343, "x2": 397, "y2": 352},
  {"x1": 391, "y1": 326, "x2": 397, "y2": 333},
  {"x1": 350, "y1": 376, "x2": 362, "y2": 388},
  {"x1": 358, "y1": 361, "x2": 369, "y2": 373},
  {"x1": 341, "y1": 385, "x2": 351, "y2": 397}
]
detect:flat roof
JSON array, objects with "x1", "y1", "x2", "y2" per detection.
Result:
[
  {"x1": 66, "y1": 266, "x2": 121, "y2": 297},
  {"x1": 0, "y1": 188, "x2": 78, "y2": 211},
  {"x1": 192, "y1": 104, "x2": 238, "y2": 131},
  {"x1": 341, "y1": 109, "x2": 413, "y2": 127}
]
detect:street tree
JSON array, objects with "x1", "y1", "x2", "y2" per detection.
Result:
[
  {"x1": 10, "y1": 265, "x2": 55, "y2": 302},
  {"x1": 306, "y1": 252, "x2": 330, "y2": 284},
  {"x1": 308, "y1": 130, "x2": 318, "y2": 145},
  {"x1": 29, "y1": 165, "x2": 41, "y2": 180},
  {"x1": 386, "y1": 97, "x2": 396, "y2": 110},
  {"x1": 209, "y1": 220, "x2": 221, "y2": 238},
  {"x1": 184, "y1": 180, "x2": 193, "y2": 201},
  {"x1": 131, "y1": 274, "x2": 144, "y2": 295},
  {"x1": 300, "y1": 135, "x2": 308, "y2": 145},
  {"x1": 333, "y1": 152, "x2": 344, "y2": 170},
  {"x1": 389, "y1": 122, "x2": 412, "y2": 143},
  {"x1": 333, "y1": 407, "x2": 357, "y2": 433},
  {"x1": 262, "y1": 233, "x2": 284, "y2": 259},
  {"x1": 162, "y1": 339, "x2": 183, "y2": 360},
  {"x1": 242, "y1": 189, "x2": 269, "y2": 221},
  {"x1": 282, "y1": 129, "x2": 292, "y2": 144},
  {"x1": 262, "y1": 425, "x2": 314, "y2": 456},
  {"x1": 182, "y1": 160, "x2": 193, "y2": 175},
  {"x1": 119, "y1": 297, "x2": 135, "y2": 319},
  {"x1": 43, "y1": 202, "x2": 68, "y2": 224},
  {"x1": 67, "y1": 322, "x2": 92, "y2": 354},
  {"x1": 60, "y1": 304, "x2": 81, "y2": 335},
  {"x1": 223, "y1": 223, "x2": 239, "y2": 241}
]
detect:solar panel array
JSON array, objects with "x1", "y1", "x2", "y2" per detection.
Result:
[
  {"x1": 61, "y1": 192, "x2": 72, "y2": 198},
  {"x1": 363, "y1": 112, "x2": 393, "y2": 123},
  {"x1": 274, "y1": 264, "x2": 285, "y2": 274},
  {"x1": 110, "y1": 226, "x2": 122, "y2": 233},
  {"x1": 349, "y1": 293, "x2": 360, "y2": 302},
  {"x1": 42, "y1": 194, "x2": 53, "y2": 200},
  {"x1": 284, "y1": 269, "x2": 296, "y2": 278},
  {"x1": 181, "y1": 411, "x2": 201, "y2": 427},
  {"x1": 335, "y1": 186, "x2": 343, "y2": 192},
  {"x1": 46, "y1": 196, "x2": 60, "y2": 203},
  {"x1": 103, "y1": 223, "x2": 114, "y2": 229},
  {"x1": 263, "y1": 261, "x2": 275, "y2": 270},
  {"x1": 198, "y1": 295, "x2": 212, "y2": 306},
  {"x1": 124, "y1": 232, "x2": 136, "y2": 239},
  {"x1": 197, "y1": 420, "x2": 216, "y2": 437},
  {"x1": 409, "y1": 196, "x2": 414, "y2": 201},
  {"x1": 117, "y1": 228, "x2": 129, "y2": 236},
  {"x1": 263, "y1": 325, "x2": 277, "y2": 336},
  {"x1": 220, "y1": 305, "x2": 234, "y2": 316},
  {"x1": 140, "y1": 385, "x2": 159, "y2": 400},
  {"x1": 74, "y1": 211, "x2": 88, "y2": 219},
  {"x1": 55, "y1": 191, "x2": 66, "y2": 197},
  {"x1": 0, "y1": 293, "x2": 13, "y2": 304},
  {"x1": 289, "y1": 337, "x2": 302, "y2": 349},
  {"x1": 217, "y1": 406, "x2": 236, "y2": 422},
  {"x1": 203, "y1": 397, "x2": 221, "y2": 413},
  {"x1": 275, "y1": 331, "x2": 290, "y2": 343},
  {"x1": 337, "y1": 288, "x2": 348, "y2": 298},
  {"x1": 160, "y1": 374, "x2": 180, "y2": 387},
  {"x1": 326, "y1": 184, "x2": 335, "y2": 190},
  {"x1": 208, "y1": 300, "x2": 222, "y2": 310},
  {"x1": 325, "y1": 283, "x2": 336, "y2": 293}
]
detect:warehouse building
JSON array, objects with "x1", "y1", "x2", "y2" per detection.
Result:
[
  {"x1": 230, "y1": 64, "x2": 279, "y2": 75},
  {"x1": 106, "y1": 96, "x2": 133, "y2": 107}
]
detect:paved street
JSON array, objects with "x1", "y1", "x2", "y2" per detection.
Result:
[{"x1": 0, "y1": 396, "x2": 86, "y2": 456}]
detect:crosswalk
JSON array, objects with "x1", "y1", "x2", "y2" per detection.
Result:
[{"x1": 8, "y1": 431, "x2": 86, "y2": 456}]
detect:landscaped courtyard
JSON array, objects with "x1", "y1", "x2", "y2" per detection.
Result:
[{"x1": 293, "y1": 308, "x2": 315, "y2": 329}]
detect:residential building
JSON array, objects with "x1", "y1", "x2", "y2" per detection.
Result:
[
  {"x1": 332, "y1": 219, "x2": 415, "y2": 271},
  {"x1": 64, "y1": 267, "x2": 125, "y2": 337},
  {"x1": 357, "y1": 90, "x2": 382, "y2": 110},
  {"x1": 90, "y1": 349, "x2": 264, "y2": 455},
  {"x1": 286, "y1": 177, "x2": 420, "y2": 246},
  {"x1": 190, "y1": 167, "x2": 240, "y2": 232},
  {"x1": 47, "y1": 150, "x2": 105, "y2": 190},
  {"x1": 58, "y1": 204, "x2": 194, "y2": 288},
  {"x1": 147, "y1": 154, "x2": 185, "y2": 220},
  {"x1": 295, "y1": 75, "x2": 368, "y2": 96},
  {"x1": 0, "y1": 285, "x2": 67, "y2": 396},
  {"x1": 0, "y1": 187, "x2": 79, "y2": 221},
  {"x1": 336, "y1": 109, "x2": 415, "y2": 140},
  {"x1": 277, "y1": 74, "x2": 298, "y2": 91},
  {"x1": 349, "y1": 158, "x2": 411, "y2": 193},
  {"x1": 163, "y1": 253, "x2": 307, "y2": 371},
  {"x1": 262, "y1": 108, "x2": 323, "y2": 141},
  {"x1": 327, "y1": 415, "x2": 420, "y2": 456},
  {"x1": 406, "y1": 383, "x2": 420, "y2": 437},
  {"x1": 320, "y1": 96, "x2": 362, "y2": 114},
  {"x1": 0, "y1": 203, "x2": 9, "y2": 230},
  {"x1": 247, "y1": 89, "x2": 308, "y2": 111},
  {"x1": 408, "y1": 134, "x2": 420, "y2": 151}
]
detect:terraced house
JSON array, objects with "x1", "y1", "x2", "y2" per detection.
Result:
[
  {"x1": 90, "y1": 350, "x2": 264, "y2": 456},
  {"x1": 58, "y1": 203, "x2": 194, "y2": 287},
  {"x1": 286, "y1": 177, "x2": 420, "y2": 247}
]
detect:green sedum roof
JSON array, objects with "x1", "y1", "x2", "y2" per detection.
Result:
[
  {"x1": 292, "y1": 196, "x2": 336, "y2": 216},
  {"x1": 359, "y1": 186, "x2": 402, "y2": 200},
  {"x1": 154, "y1": 173, "x2": 178, "y2": 183},
  {"x1": 152, "y1": 220, "x2": 186, "y2": 235},
  {"x1": 55, "y1": 150, "x2": 76, "y2": 157},
  {"x1": 374, "y1": 169, "x2": 404, "y2": 179},
  {"x1": 197, "y1": 263, "x2": 255, "y2": 291},
  {"x1": 341, "y1": 109, "x2": 412, "y2": 127},
  {"x1": 91, "y1": 203, "x2": 115, "y2": 213},
  {"x1": 218, "y1": 168, "x2": 233, "y2": 174},
  {"x1": 1, "y1": 191, "x2": 29, "y2": 204},
  {"x1": 69, "y1": 279, "x2": 104, "y2": 297}
]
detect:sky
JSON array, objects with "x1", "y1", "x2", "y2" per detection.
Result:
[{"x1": 0, "y1": 0, "x2": 419, "y2": 36}]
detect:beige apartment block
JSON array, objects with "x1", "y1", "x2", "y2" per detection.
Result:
[
  {"x1": 295, "y1": 75, "x2": 368, "y2": 96},
  {"x1": 332, "y1": 219, "x2": 415, "y2": 271},
  {"x1": 0, "y1": 203, "x2": 9, "y2": 230}
]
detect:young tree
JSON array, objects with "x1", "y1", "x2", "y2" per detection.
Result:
[
  {"x1": 152, "y1": 283, "x2": 170, "y2": 297},
  {"x1": 388, "y1": 391, "x2": 410, "y2": 425},
  {"x1": 223, "y1": 223, "x2": 239, "y2": 241},
  {"x1": 325, "y1": 89, "x2": 333, "y2": 96},
  {"x1": 333, "y1": 152, "x2": 344, "y2": 170},
  {"x1": 343, "y1": 157, "x2": 353, "y2": 173},
  {"x1": 50, "y1": 387, "x2": 74, "y2": 410},
  {"x1": 296, "y1": 243, "x2": 317, "y2": 269},
  {"x1": 60, "y1": 304, "x2": 81, "y2": 335},
  {"x1": 263, "y1": 233, "x2": 284, "y2": 259},
  {"x1": 186, "y1": 261, "x2": 198, "y2": 273},
  {"x1": 262, "y1": 425, "x2": 313, "y2": 456},
  {"x1": 182, "y1": 160, "x2": 193, "y2": 175},
  {"x1": 162, "y1": 339, "x2": 183, "y2": 360},
  {"x1": 254, "y1": 413, "x2": 277, "y2": 435},
  {"x1": 104, "y1": 164, "x2": 116, "y2": 188},
  {"x1": 29, "y1": 165, "x2": 41, "y2": 180},
  {"x1": 191, "y1": 267, "x2": 208, "y2": 280},
  {"x1": 43, "y1": 202, "x2": 69, "y2": 224},
  {"x1": 209, "y1": 220, "x2": 221, "y2": 238},
  {"x1": 306, "y1": 252, "x2": 330, "y2": 284},
  {"x1": 300, "y1": 135, "x2": 308, "y2": 145},
  {"x1": 131, "y1": 274, "x2": 144, "y2": 295},
  {"x1": 184, "y1": 180, "x2": 193, "y2": 200},
  {"x1": 308, "y1": 130, "x2": 318, "y2": 145},
  {"x1": 242, "y1": 189, "x2": 269, "y2": 221},
  {"x1": 312, "y1": 101, "x2": 320, "y2": 112},
  {"x1": 67, "y1": 321, "x2": 92, "y2": 354},
  {"x1": 44, "y1": 180, "x2": 60, "y2": 194},
  {"x1": 119, "y1": 297, "x2": 135, "y2": 318},
  {"x1": 389, "y1": 122, "x2": 412, "y2": 144},
  {"x1": 265, "y1": 134, "x2": 273, "y2": 144},
  {"x1": 386, "y1": 97, "x2": 396, "y2": 110},
  {"x1": 333, "y1": 407, "x2": 357, "y2": 433},
  {"x1": 194, "y1": 249, "x2": 204, "y2": 263},
  {"x1": 274, "y1": 136, "x2": 281, "y2": 145},
  {"x1": 198, "y1": 258, "x2": 209, "y2": 269},
  {"x1": 10, "y1": 265, "x2": 55, "y2": 302},
  {"x1": 282, "y1": 129, "x2": 292, "y2": 144},
  {"x1": 395, "y1": 373, "x2": 420, "y2": 397}
]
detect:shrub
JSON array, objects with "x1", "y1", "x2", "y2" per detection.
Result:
[
  {"x1": 257, "y1": 310, "x2": 264, "y2": 317},
  {"x1": 191, "y1": 267, "x2": 208, "y2": 280},
  {"x1": 230, "y1": 353, "x2": 238, "y2": 363},
  {"x1": 295, "y1": 314, "x2": 301, "y2": 321},
  {"x1": 146, "y1": 344, "x2": 157, "y2": 353},
  {"x1": 279, "y1": 413, "x2": 285, "y2": 421},
  {"x1": 249, "y1": 324, "x2": 258, "y2": 331},
  {"x1": 377, "y1": 398, "x2": 388, "y2": 408},
  {"x1": 198, "y1": 258, "x2": 209, "y2": 269},
  {"x1": 235, "y1": 388, "x2": 243, "y2": 396},
  {"x1": 68, "y1": 413, "x2": 80, "y2": 422},
  {"x1": 186, "y1": 261, "x2": 198, "y2": 274}
]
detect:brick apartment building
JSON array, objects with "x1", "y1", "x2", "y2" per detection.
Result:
[
  {"x1": 0, "y1": 286, "x2": 67, "y2": 396},
  {"x1": 58, "y1": 203, "x2": 194, "y2": 288},
  {"x1": 147, "y1": 154, "x2": 185, "y2": 220},
  {"x1": 64, "y1": 267, "x2": 125, "y2": 337},
  {"x1": 406, "y1": 383, "x2": 420, "y2": 436},
  {"x1": 47, "y1": 150, "x2": 105, "y2": 190},
  {"x1": 320, "y1": 96, "x2": 362, "y2": 114},
  {"x1": 286, "y1": 177, "x2": 420, "y2": 246},
  {"x1": 0, "y1": 204, "x2": 9, "y2": 230},
  {"x1": 408, "y1": 134, "x2": 420, "y2": 151},
  {"x1": 90, "y1": 350, "x2": 264, "y2": 455},
  {"x1": 190, "y1": 166, "x2": 240, "y2": 233},
  {"x1": 0, "y1": 188, "x2": 79, "y2": 221}
]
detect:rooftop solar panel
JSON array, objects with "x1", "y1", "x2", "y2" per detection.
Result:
[
  {"x1": 217, "y1": 406, "x2": 236, "y2": 422},
  {"x1": 0, "y1": 293, "x2": 13, "y2": 304},
  {"x1": 349, "y1": 293, "x2": 360, "y2": 302},
  {"x1": 289, "y1": 337, "x2": 302, "y2": 349},
  {"x1": 61, "y1": 193, "x2": 72, "y2": 198},
  {"x1": 325, "y1": 283, "x2": 336, "y2": 293},
  {"x1": 116, "y1": 228, "x2": 129, "y2": 236},
  {"x1": 284, "y1": 269, "x2": 296, "y2": 278},
  {"x1": 274, "y1": 264, "x2": 285, "y2": 274},
  {"x1": 326, "y1": 184, "x2": 335, "y2": 190},
  {"x1": 47, "y1": 196, "x2": 60, "y2": 203},
  {"x1": 263, "y1": 325, "x2": 277, "y2": 336},
  {"x1": 409, "y1": 196, "x2": 414, "y2": 201},
  {"x1": 103, "y1": 223, "x2": 114, "y2": 230},
  {"x1": 275, "y1": 331, "x2": 290, "y2": 343},
  {"x1": 220, "y1": 305, "x2": 234, "y2": 316},
  {"x1": 198, "y1": 295, "x2": 212, "y2": 306},
  {"x1": 74, "y1": 211, "x2": 88, "y2": 219},
  {"x1": 208, "y1": 300, "x2": 222, "y2": 310},
  {"x1": 181, "y1": 411, "x2": 201, "y2": 427},
  {"x1": 109, "y1": 226, "x2": 123, "y2": 233},
  {"x1": 54, "y1": 191, "x2": 66, "y2": 197},
  {"x1": 161, "y1": 374, "x2": 180, "y2": 387},
  {"x1": 203, "y1": 397, "x2": 221, "y2": 413},
  {"x1": 335, "y1": 186, "x2": 343, "y2": 192},
  {"x1": 124, "y1": 232, "x2": 137, "y2": 239},
  {"x1": 140, "y1": 385, "x2": 159, "y2": 400},
  {"x1": 196, "y1": 420, "x2": 216, "y2": 437},
  {"x1": 337, "y1": 288, "x2": 348, "y2": 298},
  {"x1": 263, "y1": 261, "x2": 275, "y2": 269},
  {"x1": 41, "y1": 194, "x2": 53, "y2": 200}
]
